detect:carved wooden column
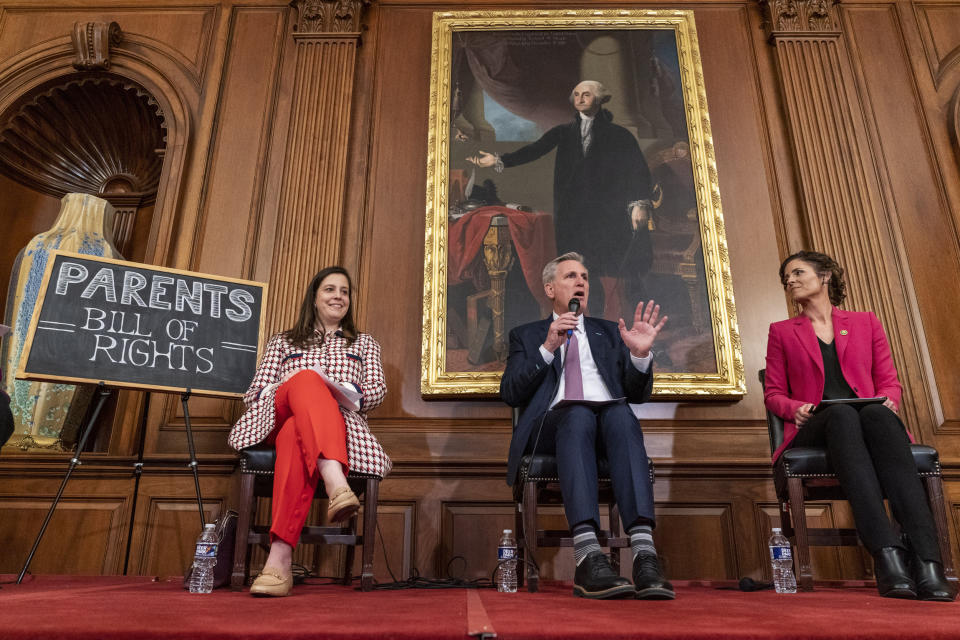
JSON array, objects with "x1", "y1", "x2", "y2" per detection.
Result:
[
  {"x1": 760, "y1": 0, "x2": 927, "y2": 428},
  {"x1": 265, "y1": 0, "x2": 370, "y2": 333},
  {"x1": 482, "y1": 216, "x2": 515, "y2": 363}
]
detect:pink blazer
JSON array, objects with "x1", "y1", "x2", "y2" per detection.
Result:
[{"x1": 764, "y1": 308, "x2": 904, "y2": 461}]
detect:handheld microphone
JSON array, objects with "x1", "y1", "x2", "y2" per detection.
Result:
[{"x1": 566, "y1": 298, "x2": 580, "y2": 338}]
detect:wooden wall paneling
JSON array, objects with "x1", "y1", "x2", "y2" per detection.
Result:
[
  {"x1": 685, "y1": 6, "x2": 800, "y2": 425},
  {"x1": 261, "y1": 0, "x2": 369, "y2": 337},
  {"x1": 340, "y1": 1, "x2": 381, "y2": 287},
  {"x1": 191, "y1": 6, "x2": 289, "y2": 280},
  {"x1": 124, "y1": 469, "x2": 234, "y2": 577},
  {"x1": 441, "y1": 502, "x2": 515, "y2": 581},
  {"x1": 908, "y1": 3, "x2": 960, "y2": 235},
  {"x1": 756, "y1": 502, "x2": 870, "y2": 581},
  {"x1": 304, "y1": 501, "x2": 416, "y2": 582},
  {"x1": 910, "y1": 1, "x2": 960, "y2": 84},
  {"x1": 144, "y1": 393, "x2": 239, "y2": 457},
  {"x1": 375, "y1": 473, "x2": 511, "y2": 579},
  {"x1": 0, "y1": 473, "x2": 130, "y2": 575},
  {"x1": 654, "y1": 504, "x2": 737, "y2": 580},
  {"x1": 145, "y1": 5, "x2": 290, "y2": 457},
  {"x1": 655, "y1": 471, "x2": 776, "y2": 581},
  {"x1": 0, "y1": 5, "x2": 217, "y2": 76},
  {"x1": 104, "y1": 391, "x2": 148, "y2": 456},
  {"x1": 841, "y1": 5, "x2": 960, "y2": 443},
  {"x1": 0, "y1": 174, "x2": 60, "y2": 315},
  {"x1": 942, "y1": 476, "x2": 960, "y2": 567},
  {"x1": 349, "y1": 502, "x2": 415, "y2": 582},
  {"x1": 745, "y1": 3, "x2": 809, "y2": 257}
]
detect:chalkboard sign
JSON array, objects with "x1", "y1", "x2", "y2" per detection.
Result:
[{"x1": 16, "y1": 251, "x2": 267, "y2": 397}]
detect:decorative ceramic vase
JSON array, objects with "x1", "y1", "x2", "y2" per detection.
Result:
[{"x1": 1, "y1": 193, "x2": 121, "y2": 450}]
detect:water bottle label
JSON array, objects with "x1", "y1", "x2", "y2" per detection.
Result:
[
  {"x1": 195, "y1": 542, "x2": 218, "y2": 558},
  {"x1": 498, "y1": 546, "x2": 516, "y2": 561},
  {"x1": 770, "y1": 545, "x2": 792, "y2": 561}
]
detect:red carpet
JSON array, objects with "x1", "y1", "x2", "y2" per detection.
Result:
[{"x1": 1, "y1": 576, "x2": 958, "y2": 639}]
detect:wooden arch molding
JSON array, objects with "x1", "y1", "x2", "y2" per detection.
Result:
[
  {"x1": 0, "y1": 74, "x2": 167, "y2": 202},
  {"x1": 0, "y1": 30, "x2": 199, "y2": 267},
  {"x1": 950, "y1": 76, "x2": 960, "y2": 173}
]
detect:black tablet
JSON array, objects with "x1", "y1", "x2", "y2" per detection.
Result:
[{"x1": 813, "y1": 397, "x2": 887, "y2": 413}]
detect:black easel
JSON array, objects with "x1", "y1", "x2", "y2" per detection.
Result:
[
  {"x1": 19, "y1": 385, "x2": 208, "y2": 583},
  {"x1": 17, "y1": 382, "x2": 112, "y2": 584},
  {"x1": 181, "y1": 388, "x2": 206, "y2": 530}
]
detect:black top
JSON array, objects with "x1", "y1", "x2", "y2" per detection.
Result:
[{"x1": 818, "y1": 338, "x2": 856, "y2": 400}]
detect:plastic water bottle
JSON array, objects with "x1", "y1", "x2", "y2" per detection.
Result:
[
  {"x1": 188, "y1": 524, "x2": 218, "y2": 594},
  {"x1": 497, "y1": 529, "x2": 518, "y2": 593},
  {"x1": 768, "y1": 527, "x2": 797, "y2": 593}
]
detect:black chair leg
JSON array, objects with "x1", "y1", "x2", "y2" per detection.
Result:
[
  {"x1": 515, "y1": 500, "x2": 526, "y2": 589},
  {"x1": 360, "y1": 478, "x2": 379, "y2": 591},
  {"x1": 343, "y1": 513, "x2": 357, "y2": 587},
  {"x1": 787, "y1": 477, "x2": 814, "y2": 591},
  {"x1": 924, "y1": 475, "x2": 957, "y2": 581},
  {"x1": 231, "y1": 472, "x2": 256, "y2": 590},
  {"x1": 609, "y1": 503, "x2": 621, "y2": 574},
  {"x1": 522, "y1": 480, "x2": 539, "y2": 593}
]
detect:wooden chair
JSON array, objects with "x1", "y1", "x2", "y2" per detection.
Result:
[
  {"x1": 230, "y1": 443, "x2": 380, "y2": 591},
  {"x1": 759, "y1": 369, "x2": 955, "y2": 591},
  {"x1": 511, "y1": 410, "x2": 654, "y2": 592}
]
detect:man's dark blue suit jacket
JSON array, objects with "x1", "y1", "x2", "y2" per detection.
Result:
[{"x1": 500, "y1": 315, "x2": 653, "y2": 486}]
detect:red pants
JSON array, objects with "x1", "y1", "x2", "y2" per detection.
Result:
[{"x1": 267, "y1": 370, "x2": 348, "y2": 547}]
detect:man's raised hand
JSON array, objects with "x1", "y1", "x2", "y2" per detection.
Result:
[{"x1": 618, "y1": 300, "x2": 668, "y2": 358}]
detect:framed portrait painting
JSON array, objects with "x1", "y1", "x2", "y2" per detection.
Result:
[{"x1": 421, "y1": 9, "x2": 745, "y2": 398}]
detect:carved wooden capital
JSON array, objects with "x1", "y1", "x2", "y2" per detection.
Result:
[
  {"x1": 71, "y1": 21, "x2": 123, "y2": 71},
  {"x1": 758, "y1": 0, "x2": 839, "y2": 37},
  {"x1": 291, "y1": 0, "x2": 371, "y2": 35}
]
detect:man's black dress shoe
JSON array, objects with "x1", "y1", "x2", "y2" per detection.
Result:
[
  {"x1": 633, "y1": 553, "x2": 676, "y2": 600},
  {"x1": 874, "y1": 547, "x2": 917, "y2": 599},
  {"x1": 573, "y1": 551, "x2": 635, "y2": 599},
  {"x1": 911, "y1": 554, "x2": 957, "y2": 602}
]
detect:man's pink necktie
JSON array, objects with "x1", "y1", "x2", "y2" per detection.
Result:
[{"x1": 564, "y1": 332, "x2": 584, "y2": 400}]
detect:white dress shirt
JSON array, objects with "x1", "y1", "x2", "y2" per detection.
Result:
[{"x1": 538, "y1": 313, "x2": 652, "y2": 408}]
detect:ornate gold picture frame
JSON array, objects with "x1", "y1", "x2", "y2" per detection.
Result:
[{"x1": 422, "y1": 9, "x2": 744, "y2": 398}]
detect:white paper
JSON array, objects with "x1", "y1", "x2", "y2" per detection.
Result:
[{"x1": 309, "y1": 365, "x2": 362, "y2": 412}]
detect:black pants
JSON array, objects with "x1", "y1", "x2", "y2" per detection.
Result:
[
  {"x1": 791, "y1": 403, "x2": 940, "y2": 562},
  {"x1": 529, "y1": 401, "x2": 655, "y2": 532}
]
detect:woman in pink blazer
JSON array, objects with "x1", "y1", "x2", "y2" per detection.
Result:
[{"x1": 764, "y1": 251, "x2": 954, "y2": 601}]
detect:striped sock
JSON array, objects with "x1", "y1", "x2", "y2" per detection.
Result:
[
  {"x1": 572, "y1": 523, "x2": 602, "y2": 566},
  {"x1": 628, "y1": 524, "x2": 656, "y2": 561}
]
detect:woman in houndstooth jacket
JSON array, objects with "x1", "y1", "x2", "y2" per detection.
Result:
[{"x1": 228, "y1": 266, "x2": 389, "y2": 596}]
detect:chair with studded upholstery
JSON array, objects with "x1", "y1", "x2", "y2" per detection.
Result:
[
  {"x1": 511, "y1": 409, "x2": 655, "y2": 592},
  {"x1": 759, "y1": 369, "x2": 954, "y2": 591},
  {"x1": 230, "y1": 443, "x2": 379, "y2": 591}
]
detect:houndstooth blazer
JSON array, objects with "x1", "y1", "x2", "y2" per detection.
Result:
[{"x1": 227, "y1": 330, "x2": 391, "y2": 478}]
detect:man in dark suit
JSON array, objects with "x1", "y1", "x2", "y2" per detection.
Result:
[
  {"x1": 469, "y1": 80, "x2": 653, "y2": 320},
  {"x1": 500, "y1": 252, "x2": 673, "y2": 600}
]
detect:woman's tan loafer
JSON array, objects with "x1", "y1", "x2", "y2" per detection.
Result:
[
  {"x1": 327, "y1": 486, "x2": 360, "y2": 522},
  {"x1": 249, "y1": 567, "x2": 292, "y2": 597}
]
